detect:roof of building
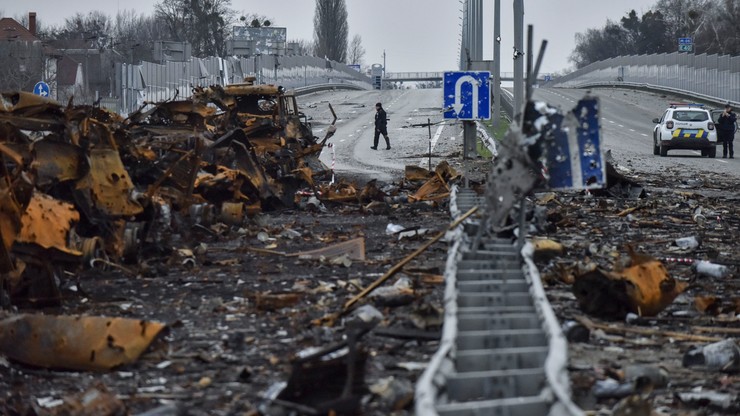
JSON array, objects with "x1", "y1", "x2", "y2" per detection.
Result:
[{"x1": 0, "y1": 17, "x2": 39, "y2": 42}]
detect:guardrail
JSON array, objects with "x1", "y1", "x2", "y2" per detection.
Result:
[
  {"x1": 291, "y1": 82, "x2": 370, "y2": 96},
  {"x1": 550, "y1": 52, "x2": 740, "y2": 105},
  {"x1": 415, "y1": 187, "x2": 584, "y2": 416},
  {"x1": 554, "y1": 80, "x2": 740, "y2": 109}
]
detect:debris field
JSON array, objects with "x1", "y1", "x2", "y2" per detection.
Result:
[
  {"x1": 0, "y1": 84, "x2": 469, "y2": 415},
  {"x1": 0, "y1": 82, "x2": 739, "y2": 416}
]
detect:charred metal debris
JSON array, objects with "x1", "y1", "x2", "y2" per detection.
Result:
[{"x1": 0, "y1": 83, "x2": 457, "y2": 308}]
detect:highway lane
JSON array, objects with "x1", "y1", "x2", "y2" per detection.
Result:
[
  {"x1": 300, "y1": 88, "x2": 460, "y2": 182},
  {"x1": 302, "y1": 86, "x2": 738, "y2": 184},
  {"x1": 533, "y1": 87, "x2": 739, "y2": 180}
]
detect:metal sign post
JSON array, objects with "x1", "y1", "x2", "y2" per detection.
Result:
[{"x1": 443, "y1": 71, "x2": 491, "y2": 160}]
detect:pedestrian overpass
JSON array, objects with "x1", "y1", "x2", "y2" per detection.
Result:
[{"x1": 383, "y1": 71, "x2": 549, "y2": 83}]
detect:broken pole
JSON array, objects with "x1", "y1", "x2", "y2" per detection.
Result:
[
  {"x1": 428, "y1": 118, "x2": 432, "y2": 171},
  {"x1": 343, "y1": 206, "x2": 478, "y2": 311}
]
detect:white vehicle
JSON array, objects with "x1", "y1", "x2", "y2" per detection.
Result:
[{"x1": 652, "y1": 103, "x2": 717, "y2": 158}]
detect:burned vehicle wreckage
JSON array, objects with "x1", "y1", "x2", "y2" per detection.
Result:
[{"x1": 0, "y1": 79, "x2": 337, "y2": 307}]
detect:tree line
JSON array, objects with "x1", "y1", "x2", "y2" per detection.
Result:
[
  {"x1": 23, "y1": 0, "x2": 364, "y2": 66},
  {"x1": 570, "y1": 0, "x2": 740, "y2": 69}
]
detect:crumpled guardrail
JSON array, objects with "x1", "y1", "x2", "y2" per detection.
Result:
[{"x1": 415, "y1": 185, "x2": 584, "y2": 416}]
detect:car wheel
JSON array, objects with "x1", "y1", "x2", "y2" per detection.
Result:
[
  {"x1": 659, "y1": 144, "x2": 667, "y2": 157},
  {"x1": 708, "y1": 146, "x2": 716, "y2": 158},
  {"x1": 701, "y1": 149, "x2": 708, "y2": 157},
  {"x1": 653, "y1": 139, "x2": 660, "y2": 155}
]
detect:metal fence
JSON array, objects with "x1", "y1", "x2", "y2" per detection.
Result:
[
  {"x1": 118, "y1": 55, "x2": 373, "y2": 115},
  {"x1": 551, "y1": 52, "x2": 740, "y2": 106}
]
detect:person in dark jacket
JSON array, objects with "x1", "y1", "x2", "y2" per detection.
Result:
[
  {"x1": 717, "y1": 104, "x2": 737, "y2": 158},
  {"x1": 372, "y1": 102, "x2": 391, "y2": 150}
]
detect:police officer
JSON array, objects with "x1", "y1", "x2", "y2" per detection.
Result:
[{"x1": 717, "y1": 104, "x2": 736, "y2": 158}]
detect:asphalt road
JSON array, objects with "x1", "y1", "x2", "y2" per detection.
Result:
[
  {"x1": 300, "y1": 88, "x2": 461, "y2": 182},
  {"x1": 533, "y1": 87, "x2": 740, "y2": 179},
  {"x1": 300, "y1": 86, "x2": 739, "y2": 184}
]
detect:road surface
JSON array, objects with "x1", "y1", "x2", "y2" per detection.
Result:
[{"x1": 300, "y1": 87, "x2": 739, "y2": 183}]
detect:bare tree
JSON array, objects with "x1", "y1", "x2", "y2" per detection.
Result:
[
  {"x1": 289, "y1": 39, "x2": 315, "y2": 56},
  {"x1": 0, "y1": 42, "x2": 44, "y2": 92},
  {"x1": 236, "y1": 13, "x2": 273, "y2": 28},
  {"x1": 50, "y1": 11, "x2": 113, "y2": 45},
  {"x1": 313, "y1": 0, "x2": 348, "y2": 62},
  {"x1": 154, "y1": 0, "x2": 234, "y2": 57},
  {"x1": 111, "y1": 10, "x2": 168, "y2": 63},
  {"x1": 346, "y1": 34, "x2": 365, "y2": 65}
]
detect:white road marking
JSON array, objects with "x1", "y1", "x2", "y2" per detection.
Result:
[
  {"x1": 641, "y1": 133, "x2": 649, "y2": 137},
  {"x1": 419, "y1": 122, "x2": 446, "y2": 167}
]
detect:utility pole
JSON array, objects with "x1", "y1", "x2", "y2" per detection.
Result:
[
  {"x1": 383, "y1": 49, "x2": 386, "y2": 76},
  {"x1": 493, "y1": 0, "x2": 501, "y2": 129},
  {"x1": 462, "y1": 0, "x2": 482, "y2": 159},
  {"x1": 513, "y1": 0, "x2": 524, "y2": 117}
]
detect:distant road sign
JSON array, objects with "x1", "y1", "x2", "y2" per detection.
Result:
[
  {"x1": 678, "y1": 37, "x2": 693, "y2": 45},
  {"x1": 543, "y1": 75, "x2": 552, "y2": 82},
  {"x1": 33, "y1": 81, "x2": 50, "y2": 97},
  {"x1": 678, "y1": 44, "x2": 693, "y2": 52},
  {"x1": 443, "y1": 71, "x2": 491, "y2": 120}
]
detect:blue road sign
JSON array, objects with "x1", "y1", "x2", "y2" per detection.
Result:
[
  {"x1": 544, "y1": 97, "x2": 605, "y2": 190},
  {"x1": 543, "y1": 75, "x2": 552, "y2": 82},
  {"x1": 33, "y1": 81, "x2": 50, "y2": 97},
  {"x1": 443, "y1": 71, "x2": 490, "y2": 120},
  {"x1": 678, "y1": 37, "x2": 693, "y2": 45}
]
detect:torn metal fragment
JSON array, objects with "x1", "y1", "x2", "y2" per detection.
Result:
[
  {"x1": 75, "y1": 148, "x2": 143, "y2": 217},
  {"x1": 572, "y1": 248, "x2": 688, "y2": 319},
  {"x1": 16, "y1": 192, "x2": 81, "y2": 257},
  {"x1": 256, "y1": 292, "x2": 302, "y2": 312},
  {"x1": 0, "y1": 314, "x2": 166, "y2": 371},
  {"x1": 295, "y1": 237, "x2": 366, "y2": 261}
]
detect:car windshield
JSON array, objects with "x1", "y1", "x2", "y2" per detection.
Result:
[{"x1": 672, "y1": 110, "x2": 708, "y2": 122}]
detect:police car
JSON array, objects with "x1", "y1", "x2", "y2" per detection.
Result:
[{"x1": 652, "y1": 103, "x2": 717, "y2": 158}]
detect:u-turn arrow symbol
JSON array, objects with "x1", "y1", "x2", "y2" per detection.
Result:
[{"x1": 453, "y1": 75, "x2": 480, "y2": 118}]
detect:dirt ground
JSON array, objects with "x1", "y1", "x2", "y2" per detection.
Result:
[{"x1": 534, "y1": 164, "x2": 740, "y2": 415}]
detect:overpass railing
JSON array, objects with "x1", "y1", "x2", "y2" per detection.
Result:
[
  {"x1": 550, "y1": 52, "x2": 740, "y2": 107},
  {"x1": 116, "y1": 55, "x2": 373, "y2": 115}
]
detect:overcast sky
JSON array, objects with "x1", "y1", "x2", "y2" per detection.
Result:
[{"x1": 3, "y1": 0, "x2": 654, "y2": 75}]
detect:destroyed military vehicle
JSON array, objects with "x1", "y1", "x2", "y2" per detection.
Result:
[{"x1": 0, "y1": 79, "x2": 335, "y2": 307}]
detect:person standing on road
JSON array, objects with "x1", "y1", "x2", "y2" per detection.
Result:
[
  {"x1": 372, "y1": 102, "x2": 391, "y2": 150},
  {"x1": 717, "y1": 104, "x2": 736, "y2": 158}
]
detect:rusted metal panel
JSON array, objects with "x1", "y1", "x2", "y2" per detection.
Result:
[
  {"x1": 16, "y1": 192, "x2": 81, "y2": 257},
  {"x1": 0, "y1": 314, "x2": 166, "y2": 371},
  {"x1": 31, "y1": 139, "x2": 86, "y2": 188},
  {"x1": 75, "y1": 148, "x2": 143, "y2": 217},
  {"x1": 573, "y1": 249, "x2": 688, "y2": 319}
]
